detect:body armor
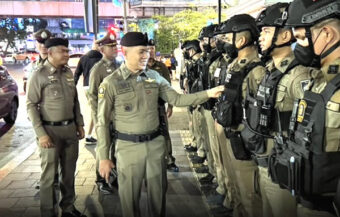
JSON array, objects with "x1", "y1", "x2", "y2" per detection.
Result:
[
  {"x1": 268, "y1": 74, "x2": 340, "y2": 212},
  {"x1": 242, "y1": 61, "x2": 298, "y2": 154}
]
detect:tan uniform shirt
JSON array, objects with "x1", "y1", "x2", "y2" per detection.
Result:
[
  {"x1": 26, "y1": 60, "x2": 84, "y2": 138},
  {"x1": 88, "y1": 57, "x2": 118, "y2": 123},
  {"x1": 148, "y1": 59, "x2": 171, "y2": 83},
  {"x1": 96, "y1": 63, "x2": 210, "y2": 160}
]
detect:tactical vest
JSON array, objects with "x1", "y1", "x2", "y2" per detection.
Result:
[
  {"x1": 242, "y1": 61, "x2": 298, "y2": 154},
  {"x1": 215, "y1": 61, "x2": 264, "y2": 128},
  {"x1": 188, "y1": 61, "x2": 200, "y2": 93},
  {"x1": 268, "y1": 74, "x2": 340, "y2": 211}
]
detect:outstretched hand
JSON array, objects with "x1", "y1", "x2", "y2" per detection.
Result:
[{"x1": 207, "y1": 85, "x2": 225, "y2": 98}]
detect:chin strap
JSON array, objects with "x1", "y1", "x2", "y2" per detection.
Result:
[{"x1": 321, "y1": 40, "x2": 340, "y2": 59}]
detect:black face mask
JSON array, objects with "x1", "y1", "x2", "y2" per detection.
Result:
[
  {"x1": 183, "y1": 52, "x2": 190, "y2": 60},
  {"x1": 224, "y1": 42, "x2": 238, "y2": 59},
  {"x1": 293, "y1": 28, "x2": 321, "y2": 68},
  {"x1": 203, "y1": 44, "x2": 212, "y2": 53},
  {"x1": 216, "y1": 40, "x2": 225, "y2": 53},
  {"x1": 294, "y1": 43, "x2": 321, "y2": 68}
]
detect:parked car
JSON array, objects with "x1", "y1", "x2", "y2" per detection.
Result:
[
  {"x1": 68, "y1": 53, "x2": 83, "y2": 68},
  {"x1": 4, "y1": 53, "x2": 15, "y2": 64},
  {"x1": 0, "y1": 66, "x2": 18, "y2": 124},
  {"x1": 13, "y1": 50, "x2": 39, "y2": 64}
]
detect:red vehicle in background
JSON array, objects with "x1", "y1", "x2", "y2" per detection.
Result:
[{"x1": 13, "y1": 50, "x2": 39, "y2": 64}]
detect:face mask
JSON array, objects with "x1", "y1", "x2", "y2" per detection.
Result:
[
  {"x1": 223, "y1": 42, "x2": 238, "y2": 59},
  {"x1": 216, "y1": 40, "x2": 225, "y2": 53},
  {"x1": 294, "y1": 44, "x2": 321, "y2": 68},
  {"x1": 294, "y1": 28, "x2": 322, "y2": 68},
  {"x1": 183, "y1": 52, "x2": 190, "y2": 60},
  {"x1": 203, "y1": 44, "x2": 212, "y2": 53}
]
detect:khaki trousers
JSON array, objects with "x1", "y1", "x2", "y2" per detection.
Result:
[
  {"x1": 116, "y1": 135, "x2": 167, "y2": 217},
  {"x1": 225, "y1": 138, "x2": 262, "y2": 217},
  {"x1": 259, "y1": 166, "x2": 297, "y2": 217},
  {"x1": 39, "y1": 123, "x2": 79, "y2": 217}
]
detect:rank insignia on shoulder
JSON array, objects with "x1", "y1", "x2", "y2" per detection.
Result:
[
  {"x1": 328, "y1": 65, "x2": 339, "y2": 74},
  {"x1": 145, "y1": 78, "x2": 156, "y2": 83},
  {"x1": 297, "y1": 100, "x2": 307, "y2": 123},
  {"x1": 280, "y1": 60, "x2": 288, "y2": 67},
  {"x1": 98, "y1": 86, "x2": 106, "y2": 98}
]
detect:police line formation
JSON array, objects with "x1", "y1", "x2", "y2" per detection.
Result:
[{"x1": 24, "y1": 0, "x2": 340, "y2": 217}]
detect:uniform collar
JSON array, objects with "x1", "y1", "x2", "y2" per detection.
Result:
[
  {"x1": 44, "y1": 60, "x2": 58, "y2": 75},
  {"x1": 267, "y1": 52, "x2": 294, "y2": 73},
  {"x1": 120, "y1": 63, "x2": 146, "y2": 80},
  {"x1": 321, "y1": 58, "x2": 340, "y2": 82}
]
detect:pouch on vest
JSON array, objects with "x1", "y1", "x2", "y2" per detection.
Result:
[
  {"x1": 240, "y1": 126, "x2": 267, "y2": 154},
  {"x1": 226, "y1": 130, "x2": 252, "y2": 160},
  {"x1": 269, "y1": 74, "x2": 340, "y2": 198},
  {"x1": 215, "y1": 93, "x2": 233, "y2": 127}
]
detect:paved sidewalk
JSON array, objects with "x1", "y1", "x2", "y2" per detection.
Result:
[{"x1": 0, "y1": 108, "x2": 214, "y2": 217}]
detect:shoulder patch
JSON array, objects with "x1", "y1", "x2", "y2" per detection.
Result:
[
  {"x1": 98, "y1": 85, "x2": 106, "y2": 99},
  {"x1": 300, "y1": 80, "x2": 310, "y2": 92}
]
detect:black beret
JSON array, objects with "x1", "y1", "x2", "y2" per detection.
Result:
[
  {"x1": 96, "y1": 32, "x2": 117, "y2": 46},
  {"x1": 120, "y1": 32, "x2": 148, "y2": 47},
  {"x1": 33, "y1": 29, "x2": 52, "y2": 44},
  {"x1": 148, "y1": 39, "x2": 155, "y2": 46},
  {"x1": 45, "y1": 38, "x2": 69, "y2": 49}
]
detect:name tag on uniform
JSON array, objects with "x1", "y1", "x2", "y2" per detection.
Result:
[{"x1": 214, "y1": 68, "x2": 221, "y2": 78}]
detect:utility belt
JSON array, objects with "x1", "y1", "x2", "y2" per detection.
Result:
[
  {"x1": 42, "y1": 119, "x2": 74, "y2": 126},
  {"x1": 254, "y1": 155, "x2": 269, "y2": 168},
  {"x1": 114, "y1": 129, "x2": 161, "y2": 143}
]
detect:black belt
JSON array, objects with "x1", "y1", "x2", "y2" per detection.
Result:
[
  {"x1": 115, "y1": 129, "x2": 161, "y2": 143},
  {"x1": 42, "y1": 119, "x2": 74, "y2": 126},
  {"x1": 255, "y1": 156, "x2": 269, "y2": 167}
]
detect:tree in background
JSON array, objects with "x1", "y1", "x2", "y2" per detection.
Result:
[
  {"x1": 0, "y1": 18, "x2": 46, "y2": 53},
  {"x1": 153, "y1": 8, "x2": 224, "y2": 54}
]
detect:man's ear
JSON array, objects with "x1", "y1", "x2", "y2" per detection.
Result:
[
  {"x1": 322, "y1": 25, "x2": 336, "y2": 44},
  {"x1": 280, "y1": 29, "x2": 293, "y2": 44}
]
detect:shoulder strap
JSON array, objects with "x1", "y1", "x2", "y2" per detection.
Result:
[{"x1": 321, "y1": 73, "x2": 340, "y2": 102}]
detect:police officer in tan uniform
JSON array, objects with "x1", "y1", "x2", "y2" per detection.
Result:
[
  {"x1": 147, "y1": 39, "x2": 179, "y2": 172},
  {"x1": 243, "y1": 3, "x2": 312, "y2": 217},
  {"x1": 88, "y1": 32, "x2": 118, "y2": 194},
  {"x1": 214, "y1": 14, "x2": 266, "y2": 217},
  {"x1": 24, "y1": 29, "x2": 52, "y2": 92},
  {"x1": 277, "y1": 0, "x2": 340, "y2": 216},
  {"x1": 96, "y1": 32, "x2": 224, "y2": 217},
  {"x1": 26, "y1": 38, "x2": 86, "y2": 217}
]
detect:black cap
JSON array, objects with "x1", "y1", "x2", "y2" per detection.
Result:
[
  {"x1": 198, "y1": 24, "x2": 218, "y2": 40},
  {"x1": 33, "y1": 29, "x2": 52, "y2": 44},
  {"x1": 96, "y1": 32, "x2": 117, "y2": 46},
  {"x1": 215, "y1": 20, "x2": 228, "y2": 35},
  {"x1": 256, "y1": 3, "x2": 290, "y2": 28},
  {"x1": 286, "y1": 0, "x2": 340, "y2": 27},
  {"x1": 224, "y1": 14, "x2": 259, "y2": 39},
  {"x1": 148, "y1": 39, "x2": 155, "y2": 46},
  {"x1": 44, "y1": 38, "x2": 69, "y2": 49},
  {"x1": 183, "y1": 40, "x2": 201, "y2": 53},
  {"x1": 120, "y1": 32, "x2": 148, "y2": 47}
]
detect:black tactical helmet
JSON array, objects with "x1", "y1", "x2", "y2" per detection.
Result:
[
  {"x1": 198, "y1": 24, "x2": 218, "y2": 39},
  {"x1": 181, "y1": 40, "x2": 190, "y2": 49},
  {"x1": 184, "y1": 40, "x2": 202, "y2": 53},
  {"x1": 214, "y1": 20, "x2": 228, "y2": 35},
  {"x1": 256, "y1": 3, "x2": 289, "y2": 28},
  {"x1": 224, "y1": 14, "x2": 259, "y2": 39},
  {"x1": 286, "y1": 0, "x2": 340, "y2": 27}
]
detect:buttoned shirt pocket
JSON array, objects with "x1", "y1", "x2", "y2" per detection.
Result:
[
  {"x1": 115, "y1": 90, "x2": 137, "y2": 115},
  {"x1": 275, "y1": 84, "x2": 290, "y2": 111},
  {"x1": 325, "y1": 105, "x2": 340, "y2": 152},
  {"x1": 143, "y1": 82, "x2": 159, "y2": 109},
  {"x1": 46, "y1": 81, "x2": 63, "y2": 100}
]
